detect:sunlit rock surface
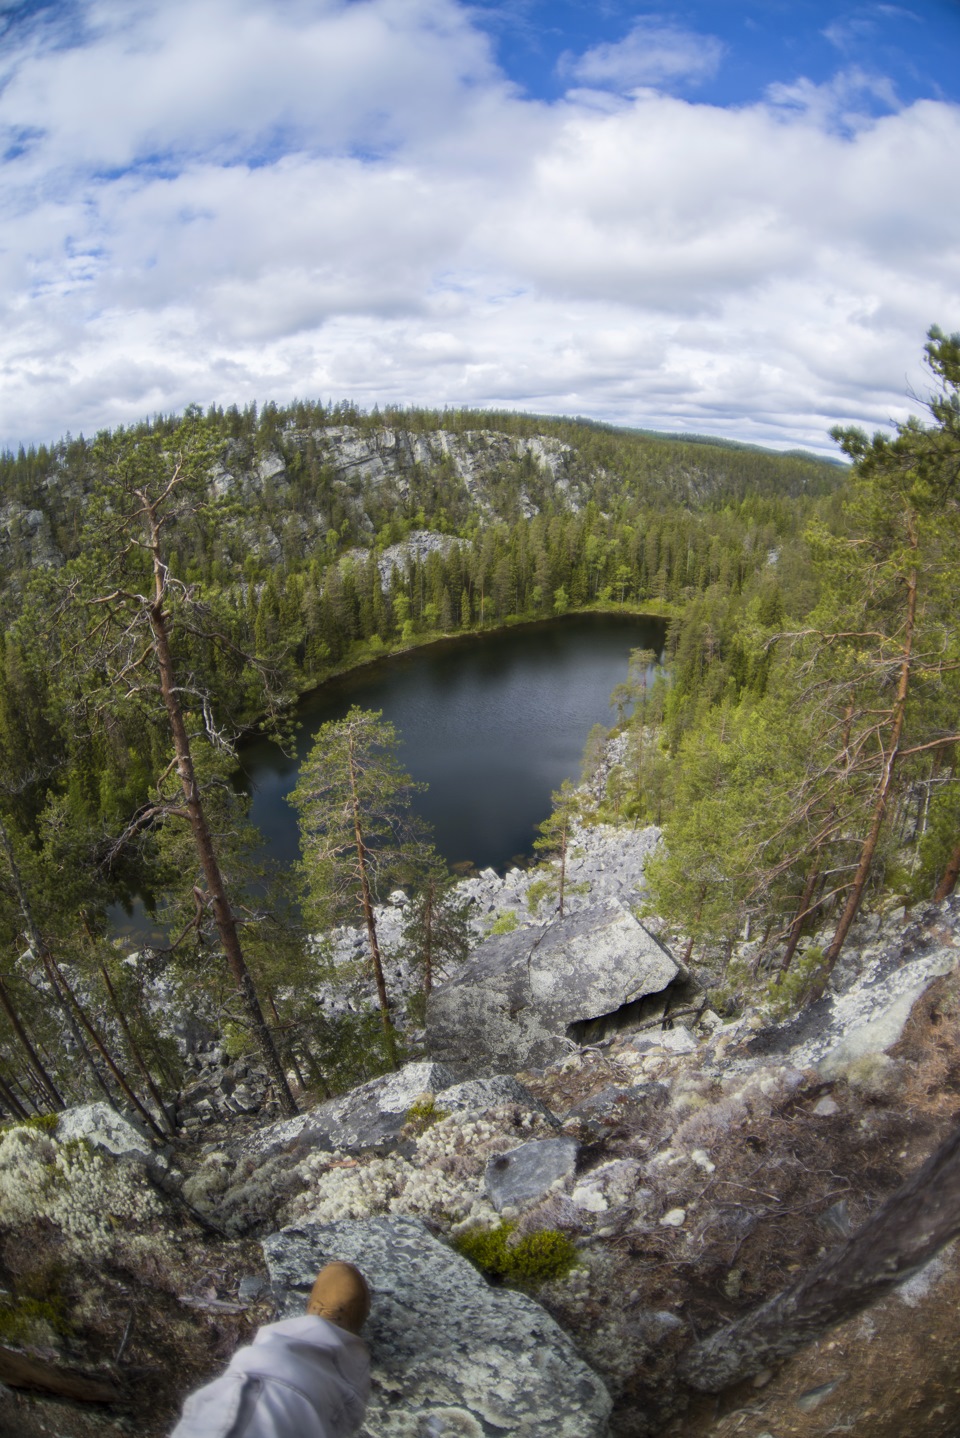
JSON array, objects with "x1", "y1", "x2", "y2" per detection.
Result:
[{"x1": 263, "y1": 1216, "x2": 613, "y2": 1437}]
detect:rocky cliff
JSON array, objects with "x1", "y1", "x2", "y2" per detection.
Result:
[{"x1": 2, "y1": 877, "x2": 960, "y2": 1438}]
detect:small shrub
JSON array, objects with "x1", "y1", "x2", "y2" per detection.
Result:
[
  {"x1": 454, "y1": 1221, "x2": 579, "y2": 1289},
  {"x1": 0, "y1": 1112, "x2": 58, "y2": 1136},
  {"x1": 764, "y1": 946, "x2": 827, "y2": 1018},
  {"x1": 487, "y1": 910, "x2": 519, "y2": 936},
  {"x1": 223, "y1": 1022, "x2": 255, "y2": 1060},
  {"x1": 404, "y1": 1097, "x2": 449, "y2": 1135}
]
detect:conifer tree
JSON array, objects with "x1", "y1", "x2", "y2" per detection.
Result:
[
  {"x1": 401, "y1": 850, "x2": 472, "y2": 1013},
  {"x1": 290, "y1": 706, "x2": 429, "y2": 1068},
  {"x1": 53, "y1": 410, "x2": 298, "y2": 1115},
  {"x1": 529, "y1": 780, "x2": 582, "y2": 919}
]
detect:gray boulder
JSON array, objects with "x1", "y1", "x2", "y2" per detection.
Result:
[
  {"x1": 435, "y1": 1074, "x2": 551, "y2": 1117},
  {"x1": 761, "y1": 946, "x2": 957, "y2": 1075},
  {"x1": 244, "y1": 1062, "x2": 457, "y2": 1161},
  {"x1": 485, "y1": 1137, "x2": 579, "y2": 1212},
  {"x1": 56, "y1": 1102, "x2": 163, "y2": 1167},
  {"x1": 427, "y1": 900, "x2": 680, "y2": 1076},
  {"x1": 262, "y1": 1216, "x2": 612, "y2": 1437}
]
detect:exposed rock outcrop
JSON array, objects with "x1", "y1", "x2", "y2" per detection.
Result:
[
  {"x1": 5, "y1": 894, "x2": 960, "y2": 1438},
  {"x1": 427, "y1": 899, "x2": 685, "y2": 1076},
  {"x1": 263, "y1": 1216, "x2": 613, "y2": 1437}
]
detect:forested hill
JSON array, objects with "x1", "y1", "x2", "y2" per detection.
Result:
[{"x1": 0, "y1": 403, "x2": 838, "y2": 587}]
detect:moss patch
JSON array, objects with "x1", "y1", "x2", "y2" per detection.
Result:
[
  {"x1": 0, "y1": 1112, "x2": 58, "y2": 1136},
  {"x1": 403, "y1": 1097, "x2": 449, "y2": 1135},
  {"x1": 0, "y1": 1293, "x2": 71, "y2": 1344},
  {"x1": 454, "y1": 1222, "x2": 579, "y2": 1290}
]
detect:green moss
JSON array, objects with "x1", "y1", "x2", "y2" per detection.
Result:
[
  {"x1": 454, "y1": 1222, "x2": 579, "y2": 1290},
  {"x1": 0, "y1": 1294, "x2": 71, "y2": 1343},
  {"x1": 487, "y1": 910, "x2": 519, "y2": 936},
  {"x1": 0, "y1": 1112, "x2": 59, "y2": 1135},
  {"x1": 404, "y1": 1097, "x2": 449, "y2": 1134}
]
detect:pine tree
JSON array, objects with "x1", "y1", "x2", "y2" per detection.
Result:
[
  {"x1": 52, "y1": 410, "x2": 298, "y2": 1115},
  {"x1": 401, "y1": 850, "x2": 472, "y2": 1019},
  {"x1": 529, "y1": 780, "x2": 583, "y2": 918},
  {"x1": 289, "y1": 707, "x2": 429, "y2": 1067}
]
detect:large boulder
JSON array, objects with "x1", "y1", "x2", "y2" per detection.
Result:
[
  {"x1": 427, "y1": 900, "x2": 681, "y2": 1076},
  {"x1": 243, "y1": 1062, "x2": 458, "y2": 1162},
  {"x1": 262, "y1": 1216, "x2": 612, "y2": 1437},
  {"x1": 56, "y1": 1101, "x2": 155, "y2": 1162}
]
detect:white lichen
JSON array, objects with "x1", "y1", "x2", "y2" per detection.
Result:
[{"x1": 0, "y1": 1124, "x2": 165, "y2": 1261}]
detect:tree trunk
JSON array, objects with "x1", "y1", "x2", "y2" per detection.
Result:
[
  {"x1": 934, "y1": 836, "x2": 960, "y2": 901},
  {"x1": 266, "y1": 988, "x2": 307, "y2": 1091},
  {"x1": 557, "y1": 816, "x2": 568, "y2": 918},
  {"x1": 680, "y1": 1118, "x2": 960, "y2": 1393},
  {"x1": 347, "y1": 736, "x2": 399, "y2": 1067},
  {"x1": 42, "y1": 953, "x2": 115, "y2": 1104},
  {"x1": 99, "y1": 962, "x2": 175, "y2": 1132},
  {"x1": 0, "y1": 968, "x2": 65, "y2": 1110},
  {"x1": 777, "y1": 864, "x2": 821, "y2": 978},
  {"x1": 816, "y1": 550, "x2": 918, "y2": 986},
  {"x1": 147, "y1": 580, "x2": 297, "y2": 1116},
  {"x1": 423, "y1": 885, "x2": 434, "y2": 998},
  {"x1": 0, "y1": 1066, "x2": 28, "y2": 1120},
  {"x1": 0, "y1": 814, "x2": 111, "y2": 1103},
  {"x1": 48, "y1": 954, "x2": 168, "y2": 1143}
]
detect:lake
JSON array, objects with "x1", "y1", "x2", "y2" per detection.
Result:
[
  {"x1": 239, "y1": 612, "x2": 665, "y2": 875},
  {"x1": 110, "y1": 613, "x2": 664, "y2": 938}
]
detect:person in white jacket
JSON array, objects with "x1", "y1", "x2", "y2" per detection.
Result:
[{"x1": 170, "y1": 1262, "x2": 371, "y2": 1438}]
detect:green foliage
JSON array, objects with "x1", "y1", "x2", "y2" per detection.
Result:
[
  {"x1": 530, "y1": 779, "x2": 583, "y2": 918},
  {"x1": 403, "y1": 1097, "x2": 449, "y2": 1133},
  {"x1": 311, "y1": 1010, "x2": 404, "y2": 1091},
  {"x1": 0, "y1": 1112, "x2": 58, "y2": 1135},
  {"x1": 763, "y1": 947, "x2": 828, "y2": 1018},
  {"x1": 454, "y1": 1221, "x2": 579, "y2": 1289},
  {"x1": 400, "y1": 853, "x2": 473, "y2": 998},
  {"x1": 0, "y1": 1294, "x2": 71, "y2": 1343},
  {"x1": 486, "y1": 909, "x2": 519, "y2": 936},
  {"x1": 222, "y1": 1022, "x2": 256, "y2": 1060},
  {"x1": 3, "y1": 379, "x2": 950, "y2": 1104},
  {"x1": 910, "y1": 782, "x2": 960, "y2": 901},
  {"x1": 290, "y1": 707, "x2": 427, "y2": 932}
]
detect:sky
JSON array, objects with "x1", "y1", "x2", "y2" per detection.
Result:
[{"x1": 1, "y1": 1, "x2": 959, "y2": 455}]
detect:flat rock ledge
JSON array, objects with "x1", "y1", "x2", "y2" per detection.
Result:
[{"x1": 262, "y1": 1215, "x2": 612, "y2": 1437}]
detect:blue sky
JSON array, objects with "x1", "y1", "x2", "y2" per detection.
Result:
[
  {"x1": 474, "y1": 1, "x2": 960, "y2": 109},
  {"x1": 1, "y1": 0, "x2": 958, "y2": 453}
]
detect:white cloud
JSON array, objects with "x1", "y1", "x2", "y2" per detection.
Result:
[
  {"x1": 560, "y1": 16, "x2": 724, "y2": 92},
  {"x1": 0, "y1": 0, "x2": 957, "y2": 456},
  {"x1": 766, "y1": 65, "x2": 900, "y2": 132}
]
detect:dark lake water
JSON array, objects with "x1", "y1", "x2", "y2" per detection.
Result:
[
  {"x1": 238, "y1": 613, "x2": 665, "y2": 875},
  {"x1": 110, "y1": 614, "x2": 664, "y2": 938}
]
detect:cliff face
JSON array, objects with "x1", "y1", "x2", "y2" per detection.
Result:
[
  {"x1": 2, "y1": 888, "x2": 960, "y2": 1438},
  {"x1": 0, "y1": 425, "x2": 593, "y2": 584},
  {"x1": 0, "y1": 414, "x2": 839, "y2": 592}
]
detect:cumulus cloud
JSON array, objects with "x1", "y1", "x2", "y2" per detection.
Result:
[
  {"x1": 0, "y1": 0, "x2": 957, "y2": 455},
  {"x1": 560, "y1": 16, "x2": 724, "y2": 91}
]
